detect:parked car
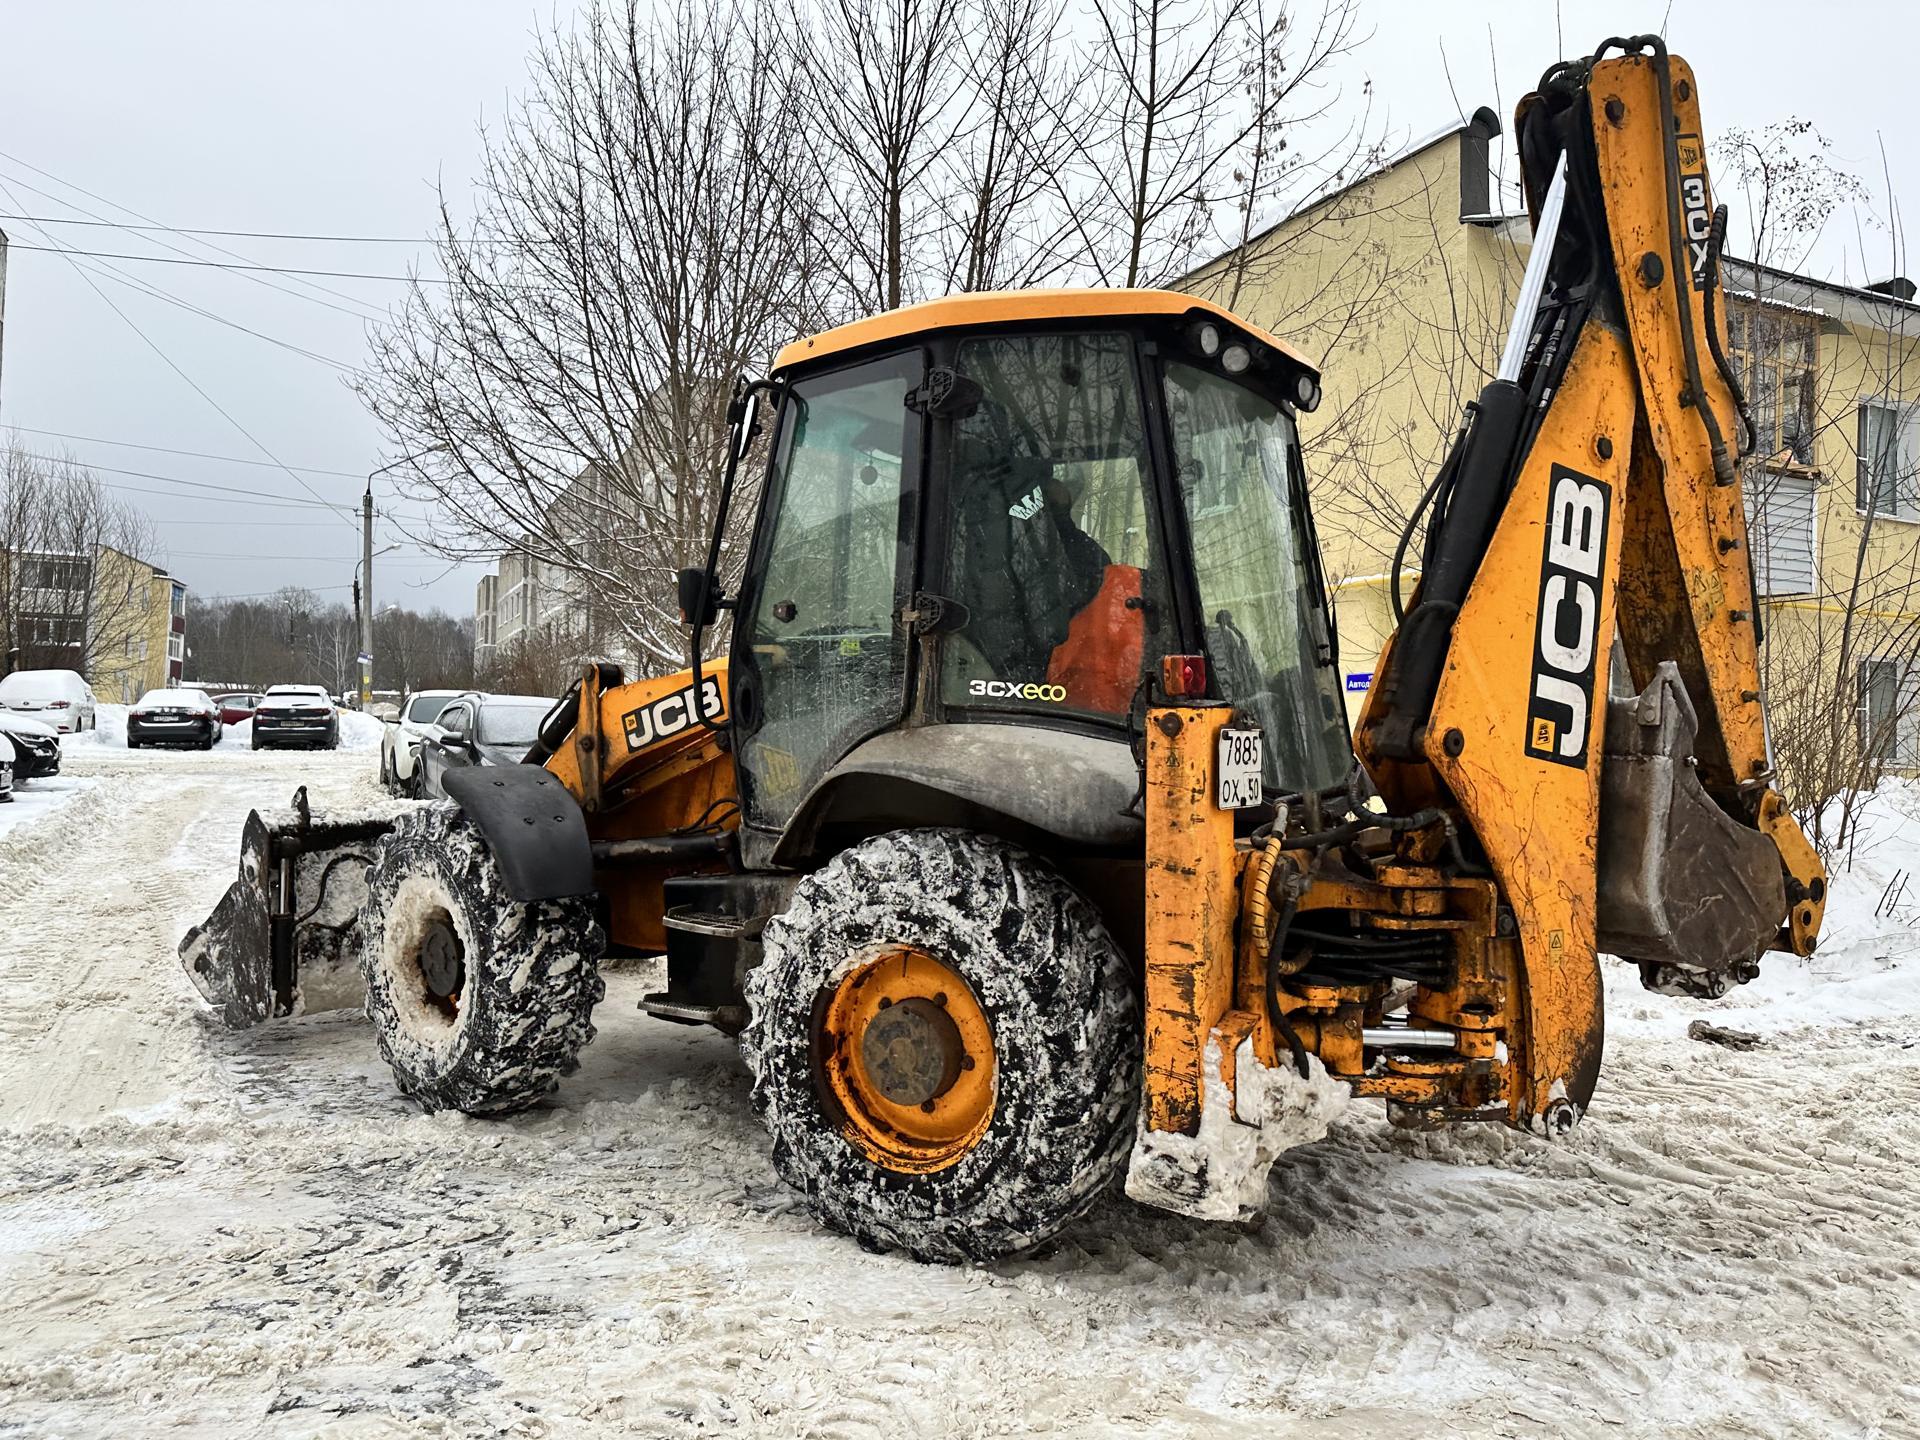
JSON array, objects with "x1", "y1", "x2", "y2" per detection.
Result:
[
  {"x1": 128, "y1": 688, "x2": 224, "y2": 749},
  {"x1": 414, "y1": 692, "x2": 555, "y2": 799},
  {"x1": 212, "y1": 692, "x2": 263, "y2": 726},
  {"x1": 380, "y1": 688, "x2": 464, "y2": 796},
  {"x1": 0, "y1": 713, "x2": 61, "y2": 779},
  {"x1": 251, "y1": 685, "x2": 339, "y2": 750},
  {"x1": 0, "y1": 668, "x2": 96, "y2": 733},
  {"x1": 0, "y1": 733, "x2": 13, "y2": 803}
]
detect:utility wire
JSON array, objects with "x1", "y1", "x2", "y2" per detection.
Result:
[
  {"x1": 0, "y1": 213, "x2": 453, "y2": 245},
  {"x1": 97, "y1": 480, "x2": 354, "y2": 511},
  {"x1": 3, "y1": 425, "x2": 365, "y2": 477},
  {"x1": 0, "y1": 151, "x2": 394, "y2": 322},
  {"x1": 0, "y1": 180, "x2": 359, "y2": 525},
  {"x1": 6, "y1": 452, "x2": 352, "y2": 506},
  {"x1": 46, "y1": 253, "x2": 357, "y2": 370},
  {"x1": 6, "y1": 241, "x2": 457, "y2": 284}
]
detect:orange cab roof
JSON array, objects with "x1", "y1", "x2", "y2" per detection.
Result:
[{"x1": 772, "y1": 288, "x2": 1314, "y2": 376}]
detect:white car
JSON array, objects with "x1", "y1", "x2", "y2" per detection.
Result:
[
  {"x1": 250, "y1": 685, "x2": 340, "y2": 750},
  {"x1": 0, "y1": 668, "x2": 97, "y2": 734},
  {"x1": 380, "y1": 688, "x2": 464, "y2": 796},
  {"x1": 127, "y1": 687, "x2": 224, "y2": 749},
  {"x1": 0, "y1": 733, "x2": 13, "y2": 803}
]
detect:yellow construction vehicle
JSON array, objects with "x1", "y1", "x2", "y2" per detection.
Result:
[{"x1": 184, "y1": 36, "x2": 1825, "y2": 1261}]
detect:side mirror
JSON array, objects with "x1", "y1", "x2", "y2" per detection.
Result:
[
  {"x1": 734, "y1": 388, "x2": 762, "y2": 461},
  {"x1": 678, "y1": 566, "x2": 722, "y2": 627}
]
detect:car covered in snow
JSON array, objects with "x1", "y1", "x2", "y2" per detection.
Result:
[
  {"x1": 413, "y1": 692, "x2": 555, "y2": 799},
  {"x1": 0, "y1": 733, "x2": 12, "y2": 803},
  {"x1": 0, "y1": 712, "x2": 61, "y2": 779},
  {"x1": 128, "y1": 688, "x2": 225, "y2": 749},
  {"x1": 380, "y1": 688, "x2": 464, "y2": 796},
  {"x1": 212, "y1": 692, "x2": 263, "y2": 725},
  {"x1": 0, "y1": 668, "x2": 97, "y2": 734},
  {"x1": 250, "y1": 685, "x2": 339, "y2": 750}
]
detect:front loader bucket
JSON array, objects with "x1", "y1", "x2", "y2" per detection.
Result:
[{"x1": 179, "y1": 788, "x2": 403, "y2": 1028}]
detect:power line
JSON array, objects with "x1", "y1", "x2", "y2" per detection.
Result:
[
  {"x1": 50, "y1": 254, "x2": 357, "y2": 370},
  {"x1": 0, "y1": 181, "x2": 361, "y2": 527},
  {"x1": 7, "y1": 450, "x2": 352, "y2": 509},
  {"x1": 0, "y1": 160, "x2": 390, "y2": 324},
  {"x1": 0, "y1": 213, "x2": 450, "y2": 245},
  {"x1": 6, "y1": 241, "x2": 456, "y2": 284},
  {"x1": 98, "y1": 480, "x2": 355, "y2": 511},
  {"x1": 4, "y1": 425, "x2": 366, "y2": 478}
]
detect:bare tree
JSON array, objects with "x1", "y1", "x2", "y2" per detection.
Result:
[
  {"x1": 1062, "y1": 0, "x2": 1365, "y2": 288},
  {"x1": 0, "y1": 441, "x2": 162, "y2": 683},
  {"x1": 359, "y1": 0, "x2": 817, "y2": 677}
]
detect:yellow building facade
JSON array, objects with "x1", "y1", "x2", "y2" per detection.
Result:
[{"x1": 1186, "y1": 120, "x2": 1920, "y2": 800}]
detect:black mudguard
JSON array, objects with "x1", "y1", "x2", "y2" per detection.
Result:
[{"x1": 442, "y1": 765, "x2": 595, "y2": 902}]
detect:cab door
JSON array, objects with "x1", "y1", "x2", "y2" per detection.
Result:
[{"x1": 729, "y1": 350, "x2": 922, "y2": 839}]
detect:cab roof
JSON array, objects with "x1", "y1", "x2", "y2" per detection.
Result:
[{"x1": 772, "y1": 288, "x2": 1314, "y2": 377}]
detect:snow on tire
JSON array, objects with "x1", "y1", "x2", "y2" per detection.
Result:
[
  {"x1": 743, "y1": 827, "x2": 1140, "y2": 1263},
  {"x1": 359, "y1": 804, "x2": 605, "y2": 1116}
]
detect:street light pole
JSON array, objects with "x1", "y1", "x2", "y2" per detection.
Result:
[
  {"x1": 360, "y1": 485, "x2": 374, "y2": 707},
  {"x1": 359, "y1": 448, "x2": 435, "y2": 709}
]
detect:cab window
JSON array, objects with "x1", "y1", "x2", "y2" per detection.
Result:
[{"x1": 940, "y1": 332, "x2": 1169, "y2": 721}]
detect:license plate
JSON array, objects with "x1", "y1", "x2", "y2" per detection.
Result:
[{"x1": 1216, "y1": 728, "x2": 1263, "y2": 810}]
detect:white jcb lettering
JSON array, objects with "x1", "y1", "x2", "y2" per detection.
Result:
[
  {"x1": 1534, "y1": 674, "x2": 1589, "y2": 759},
  {"x1": 1547, "y1": 476, "x2": 1605, "y2": 578},
  {"x1": 1527, "y1": 468, "x2": 1611, "y2": 768},
  {"x1": 1539, "y1": 575, "x2": 1595, "y2": 674}
]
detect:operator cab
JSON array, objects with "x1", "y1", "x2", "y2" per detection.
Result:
[{"x1": 696, "y1": 291, "x2": 1350, "y2": 868}]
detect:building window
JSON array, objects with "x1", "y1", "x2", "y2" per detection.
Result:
[
  {"x1": 1860, "y1": 658, "x2": 1920, "y2": 765},
  {"x1": 1856, "y1": 400, "x2": 1920, "y2": 521},
  {"x1": 1743, "y1": 470, "x2": 1817, "y2": 596},
  {"x1": 1726, "y1": 300, "x2": 1817, "y2": 468}
]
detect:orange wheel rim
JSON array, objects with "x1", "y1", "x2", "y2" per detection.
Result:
[{"x1": 817, "y1": 947, "x2": 995, "y2": 1174}]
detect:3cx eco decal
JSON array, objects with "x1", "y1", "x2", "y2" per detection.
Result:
[
  {"x1": 1524, "y1": 465, "x2": 1611, "y2": 768},
  {"x1": 968, "y1": 679, "x2": 1067, "y2": 703},
  {"x1": 622, "y1": 675, "x2": 724, "y2": 751},
  {"x1": 1677, "y1": 132, "x2": 1713, "y2": 290}
]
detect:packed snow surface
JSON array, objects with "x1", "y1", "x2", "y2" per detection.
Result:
[{"x1": 1, "y1": 747, "x2": 1918, "y2": 1437}]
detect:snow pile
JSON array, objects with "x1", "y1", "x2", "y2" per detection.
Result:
[
  {"x1": 64, "y1": 702, "x2": 128, "y2": 747},
  {"x1": 1126, "y1": 1033, "x2": 1349, "y2": 1222},
  {"x1": 0, "y1": 774, "x2": 98, "y2": 842},
  {"x1": 337, "y1": 711, "x2": 385, "y2": 752}
]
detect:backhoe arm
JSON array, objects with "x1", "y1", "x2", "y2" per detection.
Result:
[{"x1": 1355, "y1": 39, "x2": 1825, "y2": 1115}]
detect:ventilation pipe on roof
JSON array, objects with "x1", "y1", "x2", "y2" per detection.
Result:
[{"x1": 1459, "y1": 106, "x2": 1502, "y2": 225}]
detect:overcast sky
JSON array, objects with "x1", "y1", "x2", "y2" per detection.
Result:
[{"x1": 0, "y1": 0, "x2": 1912, "y2": 620}]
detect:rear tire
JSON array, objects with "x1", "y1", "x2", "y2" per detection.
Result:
[
  {"x1": 360, "y1": 805, "x2": 605, "y2": 1115},
  {"x1": 743, "y1": 828, "x2": 1140, "y2": 1263}
]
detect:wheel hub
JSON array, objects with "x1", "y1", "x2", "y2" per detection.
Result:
[
  {"x1": 817, "y1": 948, "x2": 995, "y2": 1174},
  {"x1": 860, "y1": 997, "x2": 963, "y2": 1107},
  {"x1": 417, "y1": 915, "x2": 465, "y2": 1016}
]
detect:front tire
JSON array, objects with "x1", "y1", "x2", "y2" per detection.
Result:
[
  {"x1": 360, "y1": 805, "x2": 605, "y2": 1115},
  {"x1": 744, "y1": 828, "x2": 1140, "y2": 1263}
]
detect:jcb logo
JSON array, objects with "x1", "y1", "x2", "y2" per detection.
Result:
[
  {"x1": 623, "y1": 676, "x2": 724, "y2": 751},
  {"x1": 1678, "y1": 133, "x2": 1712, "y2": 290},
  {"x1": 1525, "y1": 467, "x2": 1611, "y2": 768}
]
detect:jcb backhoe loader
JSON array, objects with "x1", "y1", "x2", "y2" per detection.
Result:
[{"x1": 183, "y1": 37, "x2": 1825, "y2": 1261}]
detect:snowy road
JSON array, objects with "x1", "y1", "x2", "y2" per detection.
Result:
[{"x1": 2, "y1": 742, "x2": 1918, "y2": 1438}]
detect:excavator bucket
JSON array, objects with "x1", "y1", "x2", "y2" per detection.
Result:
[{"x1": 179, "y1": 787, "x2": 402, "y2": 1028}]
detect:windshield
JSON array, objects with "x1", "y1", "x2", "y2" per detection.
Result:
[
  {"x1": 940, "y1": 332, "x2": 1170, "y2": 721},
  {"x1": 477, "y1": 701, "x2": 550, "y2": 746},
  {"x1": 1163, "y1": 361, "x2": 1349, "y2": 793},
  {"x1": 407, "y1": 694, "x2": 454, "y2": 724}
]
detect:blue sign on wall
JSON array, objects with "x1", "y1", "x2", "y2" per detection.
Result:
[{"x1": 1345, "y1": 672, "x2": 1373, "y2": 693}]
